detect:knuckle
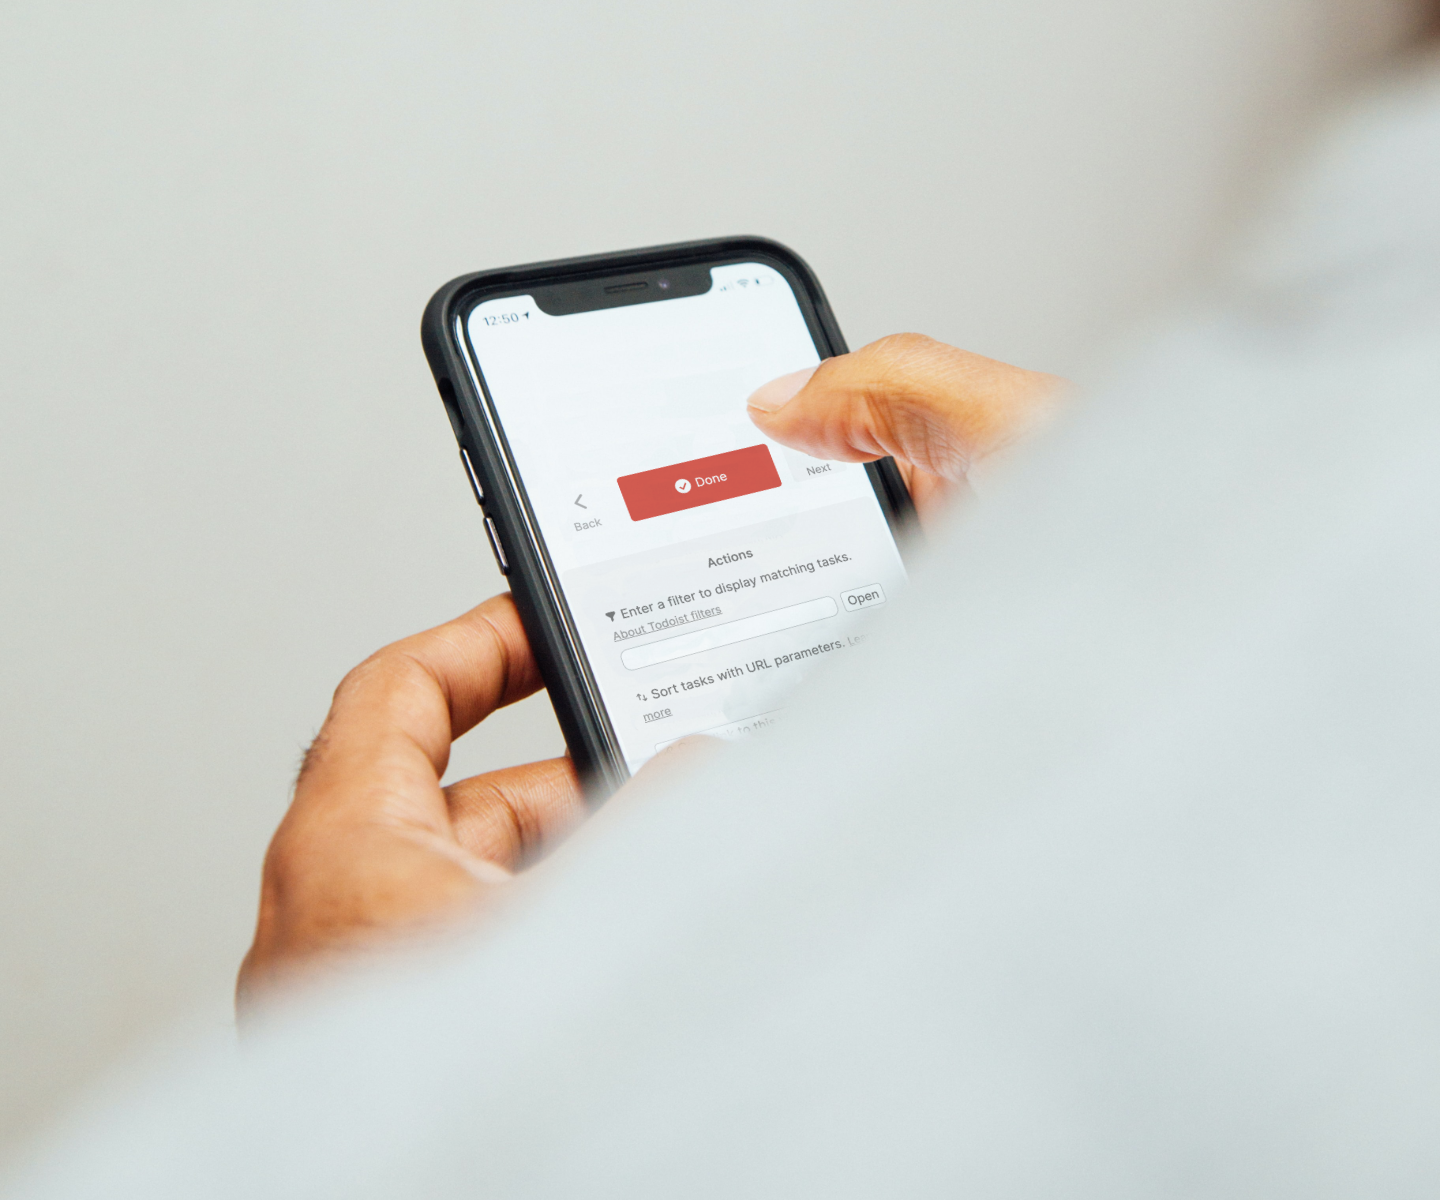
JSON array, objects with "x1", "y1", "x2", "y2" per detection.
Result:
[
  {"x1": 333, "y1": 645, "x2": 416, "y2": 706},
  {"x1": 843, "y1": 334, "x2": 945, "y2": 403},
  {"x1": 867, "y1": 332, "x2": 940, "y2": 371},
  {"x1": 333, "y1": 653, "x2": 382, "y2": 703},
  {"x1": 873, "y1": 331, "x2": 936, "y2": 354},
  {"x1": 259, "y1": 823, "x2": 312, "y2": 894},
  {"x1": 868, "y1": 335, "x2": 960, "y2": 413}
]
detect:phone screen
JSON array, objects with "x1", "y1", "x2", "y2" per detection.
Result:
[{"x1": 465, "y1": 261, "x2": 907, "y2": 772}]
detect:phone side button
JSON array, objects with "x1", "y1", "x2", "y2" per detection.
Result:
[
  {"x1": 484, "y1": 516, "x2": 509, "y2": 574},
  {"x1": 459, "y1": 448, "x2": 485, "y2": 505}
]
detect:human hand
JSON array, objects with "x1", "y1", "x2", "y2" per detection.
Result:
[
  {"x1": 237, "y1": 594, "x2": 584, "y2": 1011},
  {"x1": 747, "y1": 333, "x2": 1064, "y2": 523}
]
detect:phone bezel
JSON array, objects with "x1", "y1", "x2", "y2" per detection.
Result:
[{"x1": 422, "y1": 236, "x2": 915, "y2": 797}]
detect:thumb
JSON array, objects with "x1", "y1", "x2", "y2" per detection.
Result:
[{"x1": 747, "y1": 333, "x2": 1062, "y2": 482}]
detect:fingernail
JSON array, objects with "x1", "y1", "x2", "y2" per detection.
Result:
[{"x1": 747, "y1": 366, "x2": 816, "y2": 414}]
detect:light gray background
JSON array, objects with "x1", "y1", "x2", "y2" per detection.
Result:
[{"x1": 0, "y1": 0, "x2": 1419, "y2": 1163}]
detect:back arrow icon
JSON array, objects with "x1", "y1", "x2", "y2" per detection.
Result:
[{"x1": 574, "y1": 494, "x2": 587, "y2": 509}]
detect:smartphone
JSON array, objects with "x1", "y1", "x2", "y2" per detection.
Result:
[{"x1": 422, "y1": 237, "x2": 913, "y2": 794}]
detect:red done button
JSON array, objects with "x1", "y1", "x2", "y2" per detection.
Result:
[{"x1": 618, "y1": 444, "x2": 782, "y2": 521}]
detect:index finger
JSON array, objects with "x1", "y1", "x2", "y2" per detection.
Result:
[{"x1": 295, "y1": 593, "x2": 542, "y2": 826}]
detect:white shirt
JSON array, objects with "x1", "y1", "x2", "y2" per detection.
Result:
[{"x1": 8, "y1": 57, "x2": 1440, "y2": 1200}]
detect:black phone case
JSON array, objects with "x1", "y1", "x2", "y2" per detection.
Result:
[{"x1": 421, "y1": 236, "x2": 914, "y2": 798}]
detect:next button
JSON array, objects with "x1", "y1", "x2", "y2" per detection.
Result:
[{"x1": 841, "y1": 583, "x2": 886, "y2": 612}]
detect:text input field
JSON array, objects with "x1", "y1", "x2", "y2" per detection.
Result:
[{"x1": 620, "y1": 596, "x2": 839, "y2": 670}]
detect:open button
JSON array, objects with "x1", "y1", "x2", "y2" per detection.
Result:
[{"x1": 617, "y1": 445, "x2": 781, "y2": 521}]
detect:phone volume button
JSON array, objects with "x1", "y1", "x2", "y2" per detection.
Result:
[
  {"x1": 484, "y1": 516, "x2": 509, "y2": 574},
  {"x1": 459, "y1": 448, "x2": 485, "y2": 505}
]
